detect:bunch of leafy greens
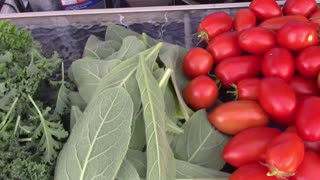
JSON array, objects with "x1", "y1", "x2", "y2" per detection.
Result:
[
  {"x1": 0, "y1": 20, "x2": 69, "y2": 179},
  {"x1": 54, "y1": 24, "x2": 230, "y2": 180}
]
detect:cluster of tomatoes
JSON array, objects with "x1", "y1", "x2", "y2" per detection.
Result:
[{"x1": 182, "y1": 0, "x2": 320, "y2": 179}]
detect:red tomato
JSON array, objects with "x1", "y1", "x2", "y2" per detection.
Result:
[
  {"x1": 286, "y1": 126, "x2": 320, "y2": 154},
  {"x1": 262, "y1": 47, "x2": 295, "y2": 81},
  {"x1": 234, "y1": 8, "x2": 257, "y2": 31},
  {"x1": 259, "y1": 15, "x2": 308, "y2": 31},
  {"x1": 283, "y1": 0, "x2": 317, "y2": 17},
  {"x1": 214, "y1": 55, "x2": 262, "y2": 88},
  {"x1": 296, "y1": 96, "x2": 320, "y2": 142},
  {"x1": 318, "y1": 72, "x2": 320, "y2": 88},
  {"x1": 288, "y1": 75, "x2": 320, "y2": 96},
  {"x1": 182, "y1": 47, "x2": 214, "y2": 79},
  {"x1": 277, "y1": 21, "x2": 319, "y2": 51},
  {"x1": 206, "y1": 31, "x2": 243, "y2": 63},
  {"x1": 310, "y1": 9, "x2": 320, "y2": 26},
  {"x1": 249, "y1": 0, "x2": 282, "y2": 21},
  {"x1": 208, "y1": 100, "x2": 269, "y2": 135},
  {"x1": 238, "y1": 27, "x2": 276, "y2": 55},
  {"x1": 259, "y1": 77, "x2": 297, "y2": 119},
  {"x1": 223, "y1": 127, "x2": 281, "y2": 167},
  {"x1": 230, "y1": 163, "x2": 279, "y2": 180},
  {"x1": 182, "y1": 76, "x2": 218, "y2": 110},
  {"x1": 290, "y1": 151, "x2": 320, "y2": 180},
  {"x1": 229, "y1": 77, "x2": 261, "y2": 101},
  {"x1": 197, "y1": 11, "x2": 233, "y2": 43},
  {"x1": 266, "y1": 132, "x2": 305, "y2": 179},
  {"x1": 296, "y1": 46, "x2": 320, "y2": 78}
]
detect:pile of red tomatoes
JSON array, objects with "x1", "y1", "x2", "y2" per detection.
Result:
[{"x1": 182, "y1": 0, "x2": 320, "y2": 179}]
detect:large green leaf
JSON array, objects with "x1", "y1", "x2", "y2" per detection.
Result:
[
  {"x1": 105, "y1": 24, "x2": 140, "y2": 43},
  {"x1": 83, "y1": 35, "x2": 121, "y2": 59},
  {"x1": 129, "y1": 112, "x2": 146, "y2": 151},
  {"x1": 126, "y1": 149, "x2": 147, "y2": 178},
  {"x1": 116, "y1": 160, "x2": 140, "y2": 180},
  {"x1": 174, "y1": 110, "x2": 229, "y2": 170},
  {"x1": 136, "y1": 59, "x2": 176, "y2": 180},
  {"x1": 54, "y1": 87, "x2": 133, "y2": 180},
  {"x1": 69, "y1": 106, "x2": 83, "y2": 130}
]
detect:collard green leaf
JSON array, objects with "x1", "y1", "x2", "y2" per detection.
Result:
[
  {"x1": 54, "y1": 87, "x2": 133, "y2": 180},
  {"x1": 70, "y1": 106, "x2": 83, "y2": 130},
  {"x1": 140, "y1": 32, "x2": 160, "y2": 48},
  {"x1": 158, "y1": 43, "x2": 193, "y2": 120},
  {"x1": 126, "y1": 149, "x2": 147, "y2": 179},
  {"x1": 71, "y1": 57, "x2": 120, "y2": 103},
  {"x1": 105, "y1": 24, "x2": 140, "y2": 43},
  {"x1": 106, "y1": 36, "x2": 146, "y2": 61},
  {"x1": 174, "y1": 110, "x2": 229, "y2": 170},
  {"x1": 84, "y1": 35, "x2": 121, "y2": 59},
  {"x1": 176, "y1": 160, "x2": 230, "y2": 179},
  {"x1": 136, "y1": 59, "x2": 175, "y2": 180},
  {"x1": 68, "y1": 91, "x2": 86, "y2": 111},
  {"x1": 116, "y1": 160, "x2": 140, "y2": 180},
  {"x1": 129, "y1": 112, "x2": 146, "y2": 151}
]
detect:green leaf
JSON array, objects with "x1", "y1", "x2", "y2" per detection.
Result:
[
  {"x1": 105, "y1": 24, "x2": 140, "y2": 43},
  {"x1": 28, "y1": 96, "x2": 68, "y2": 164},
  {"x1": 68, "y1": 91, "x2": 86, "y2": 111},
  {"x1": 70, "y1": 106, "x2": 83, "y2": 130},
  {"x1": 175, "y1": 160, "x2": 230, "y2": 179},
  {"x1": 106, "y1": 36, "x2": 147, "y2": 61},
  {"x1": 71, "y1": 57, "x2": 120, "y2": 103},
  {"x1": 174, "y1": 110, "x2": 229, "y2": 170},
  {"x1": 116, "y1": 160, "x2": 140, "y2": 180},
  {"x1": 136, "y1": 59, "x2": 176, "y2": 180},
  {"x1": 126, "y1": 149, "x2": 147, "y2": 179},
  {"x1": 140, "y1": 32, "x2": 160, "y2": 48},
  {"x1": 84, "y1": 35, "x2": 121, "y2": 59},
  {"x1": 158, "y1": 43, "x2": 193, "y2": 120},
  {"x1": 54, "y1": 87, "x2": 133, "y2": 180},
  {"x1": 129, "y1": 112, "x2": 146, "y2": 151},
  {"x1": 54, "y1": 63, "x2": 71, "y2": 115}
]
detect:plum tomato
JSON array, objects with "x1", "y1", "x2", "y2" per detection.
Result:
[
  {"x1": 233, "y1": 8, "x2": 257, "y2": 31},
  {"x1": 283, "y1": 0, "x2": 317, "y2": 17},
  {"x1": 261, "y1": 47, "x2": 295, "y2": 81},
  {"x1": 259, "y1": 77, "x2": 297, "y2": 119},
  {"x1": 197, "y1": 11, "x2": 233, "y2": 43},
  {"x1": 230, "y1": 163, "x2": 279, "y2": 180},
  {"x1": 249, "y1": 0, "x2": 282, "y2": 20},
  {"x1": 259, "y1": 15, "x2": 308, "y2": 31},
  {"x1": 277, "y1": 21, "x2": 319, "y2": 51},
  {"x1": 288, "y1": 75, "x2": 320, "y2": 96},
  {"x1": 222, "y1": 127, "x2": 281, "y2": 167},
  {"x1": 182, "y1": 75, "x2": 218, "y2": 110},
  {"x1": 182, "y1": 47, "x2": 214, "y2": 79},
  {"x1": 296, "y1": 46, "x2": 320, "y2": 78},
  {"x1": 206, "y1": 31, "x2": 243, "y2": 63},
  {"x1": 208, "y1": 100, "x2": 269, "y2": 135},
  {"x1": 228, "y1": 77, "x2": 261, "y2": 101},
  {"x1": 296, "y1": 96, "x2": 320, "y2": 142},
  {"x1": 265, "y1": 132, "x2": 305, "y2": 179},
  {"x1": 238, "y1": 27, "x2": 276, "y2": 55},
  {"x1": 214, "y1": 55, "x2": 262, "y2": 88},
  {"x1": 290, "y1": 151, "x2": 320, "y2": 180}
]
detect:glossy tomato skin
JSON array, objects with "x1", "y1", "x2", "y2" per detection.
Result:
[
  {"x1": 206, "y1": 31, "x2": 243, "y2": 63},
  {"x1": 310, "y1": 9, "x2": 320, "y2": 26},
  {"x1": 236, "y1": 77, "x2": 261, "y2": 101},
  {"x1": 277, "y1": 22, "x2": 319, "y2": 51},
  {"x1": 296, "y1": 46, "x2": 320, "y2": 78},
  {"x1": 259, "y1": 77, "x2": 297, "y2": 119},
  {"x1": 290, "y1": 151, "x2": 320, "y2": 180},
  {"x1": 262, "y1": 47, "x2": 295, "y2": 81},
  {"x1": 266, "y1": 132, "x2": 305, "y2": 178},
  {"x1": 214, "y1": 55, "x2": 262, "y2": 88},
  {"x1": 197, "y1": 11, "x2": 233, "y2": 43},
  {"x1": 288, "y1": 75, "x2": 320, "y2": 96},
  {"x1": 182, "y1": 76, "x2": 218, "y2": 110},
  {"x1": 182, "y1": 47, "x2": 214, "y2": 79},
  {"x1": 259, "y1": 15, "x2": 308, "y2": 31},
  {"x1": 223, "y1": 127, "x2": 281, "y2": 167},
  {"x1": 296, "y1": 96, "x2": 320, "y2": 142},
  {"x1": 283, "y1": 0, "x2": 317, "y2": 17},
  {"x1": 249, "y1": 0, "x2": 282, "y2": 20},
  {"x1": 238, "y1": 27, "x2": 276, "y2": 55},
  {"x1": 234, "y1": 8, "x2": 257, "y2": 31},
  {"x1": 208, "y1": 100, "x2": 269, "y2": 135},
  {"x1": 230, "y1": 163, "x2": 279, "y2": 180}
]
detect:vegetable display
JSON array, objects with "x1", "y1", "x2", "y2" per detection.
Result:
[{"x1": 2, "y1": 0, "x2": 320, "y2": 179}]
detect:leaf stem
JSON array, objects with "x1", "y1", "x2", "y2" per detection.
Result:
[
  {"x1": 158, "y1": 68, "x2": 173, "y2": 89},
  {"x1": 13, "y1": 115, "x2": 21, "y2": 136},
  {"x1": 0, "y1": 97, "x2": 19, "y2": 130},
  {"x1": 19, "y1": 137, "x2": 32, "y2": 142}
]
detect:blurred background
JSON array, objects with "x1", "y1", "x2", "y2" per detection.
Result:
[{"x1": 0, "y1": 0, "x2": 252, "y2": 13}]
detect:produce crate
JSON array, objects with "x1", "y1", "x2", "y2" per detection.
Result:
[{"x1": 0, "y1": 1, "x2": 290, "y2": 69}]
